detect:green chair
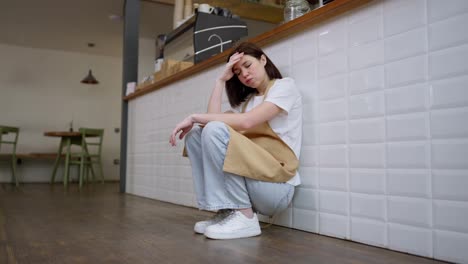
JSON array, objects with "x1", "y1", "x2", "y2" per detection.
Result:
[
  {"x1": 0, "y1": 126, "x2": 20, "y2": 186},
  {"x1": 69, "y1": 128, "x2": 104, "y2": 188}
]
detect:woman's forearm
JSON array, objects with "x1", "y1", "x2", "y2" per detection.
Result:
[
  {"x1": 206, "y1": 79, "x2": 225, "y2": 113},
  {"x1": 193, "y1": 101, "x2": 282, "y2": 131},
  {"x1": 191, "y1": 113, "x2": 248, "y2": 131}
]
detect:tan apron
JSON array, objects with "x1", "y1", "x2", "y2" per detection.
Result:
[
  {"x1": 224, "y1": 82, "x2": 299, "y2": 182},
  {"x1": 184, "y1": 81, "x2": 299, "y2": 183}
]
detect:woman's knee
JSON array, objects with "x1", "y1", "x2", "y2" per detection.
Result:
[
  {"x1": 272, "y1": 187, "x2": 294, "y2": 215},
  {"x1": 246, "y1": 181, "x2": 295, "y2": 216},
  {"x1": 201, "y1": 121, "x2": 229, "y2": 144},
  {"x1": 185, "y1": 125, "x2": 202, "y2": 146}
]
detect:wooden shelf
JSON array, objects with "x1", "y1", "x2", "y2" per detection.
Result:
[
  {"x1": 124, "y1": 0, "x2": 373, "y2": 101},
  {"x1": 143, "y1": 0, "x2": 284, "y2": 23},
  {"x1": 196, "y1": 0, "x2": 283, "y2": 24}
]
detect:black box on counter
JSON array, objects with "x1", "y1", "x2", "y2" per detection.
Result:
[
  {"x1": 163, "y1": 12, "x2": 248, "y2": 64},
  {"x1": 193, "y1": 13, "x2": 248, "y2": 63}
]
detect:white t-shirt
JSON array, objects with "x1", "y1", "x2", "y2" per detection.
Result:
[{"x1": 231, "y1": 77, "x2": 303, "y2": 186}]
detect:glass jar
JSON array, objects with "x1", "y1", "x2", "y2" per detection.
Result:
[{"x1": 284, "y1": 0, "x2": 311, "y2": 22}]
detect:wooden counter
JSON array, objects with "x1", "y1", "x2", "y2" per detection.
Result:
[{"x1": 123, "y1": 0, "x2": 372, "y2": 101}]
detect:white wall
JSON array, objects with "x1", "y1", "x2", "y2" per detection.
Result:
[
  {"x1": 138, "y1": 38, "x2": 157, "y2": 84},
  {"x1": 126, "y1": 0, "x2": 468, "y2": 263},
  {"x1": 0, "y1": 43, "x2": 122, "y2": 182}
]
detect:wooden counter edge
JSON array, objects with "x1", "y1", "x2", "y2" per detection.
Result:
[{"x1": 123, "y1": 0, "x2": 373, "y2": 101}]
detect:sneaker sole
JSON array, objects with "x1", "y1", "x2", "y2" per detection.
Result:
[
  {"x1": 204, "y1": 227, "x2": 261, "y2": 240},
  {"x1": 194, "y1": 226, "x2": 205, "y2": 234}
]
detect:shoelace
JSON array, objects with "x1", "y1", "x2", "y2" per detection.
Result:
[
  {"x1": 212, "y1": 209, "x2": 233, "y2": 222},
  {"x1": 217, "y1": 210, "x2": 237, "y2": 226}
]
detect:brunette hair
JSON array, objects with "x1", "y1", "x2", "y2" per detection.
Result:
[{"x1": 225, "y1": 42, "x2": 282, "y2": 108}]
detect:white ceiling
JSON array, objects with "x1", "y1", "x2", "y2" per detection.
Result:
[{"x1": 0, "y1": 0, "x2": 174, "y2": 57}]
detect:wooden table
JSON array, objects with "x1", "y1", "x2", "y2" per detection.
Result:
[{"x1": 44, "y1": 131, "x2": 83, "y2": 187}]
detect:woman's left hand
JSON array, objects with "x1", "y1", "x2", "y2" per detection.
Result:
[{"x1": 169, "y1": 115, "x2": 194, "y2": 146}]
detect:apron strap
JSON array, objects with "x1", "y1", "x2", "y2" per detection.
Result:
[{"x1": 240, "y1": 79, "x2": 275, "y2": 113}]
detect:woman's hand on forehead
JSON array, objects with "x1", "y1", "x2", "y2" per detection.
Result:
[
  {"x1": 218, "y1": 52, "x2": 244, "y2": 82},
  {"x1": 231, "y1": 51, "x2": 244, "y2": 65},
  {"x1": 230, "y1": 52, "x2": 244, "y2": 62}
]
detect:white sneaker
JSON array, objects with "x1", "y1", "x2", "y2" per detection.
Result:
[
  {"x1": 194, "y1": 209, "x2": 232, "y2": 234},
  {"x1": 204, "y1": 211, "x2": 261, "y2": 239}
]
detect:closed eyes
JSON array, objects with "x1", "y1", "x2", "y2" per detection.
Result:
[{"x1": 233, "y1": 64, "x2": 251, "y2": 76}]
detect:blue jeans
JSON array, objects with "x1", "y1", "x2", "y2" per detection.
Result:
[{"x1": 184, "y1": 121, "x2": 294, "y2": 216}]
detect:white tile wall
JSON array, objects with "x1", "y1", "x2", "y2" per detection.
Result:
[
  {"x1": 348, "y1": 12, "x2": 382, "y2": 46},
  {"x1": 351, "y1": 193, "x2": 385, "y2": 220},
  {"x1": 429, "y1": 44, "x2": 468, "y2": 80},
  {"x1": 319, "y1": 212, "x2": 348, "y2": 238},
  {"x1": 433, "y1": 169, "x2": 468, "y2": 201},
  {"x1": 385, "y1": 55, "x2": 427, "y2": 88},
  {"x1": 427, "y1": 0, "x2": 468, "y2": 22},
  {"x1": 388, "y1": 197, "x2": 432, "y2": 227},
  {"x1": 429, "y1": 12, "x2": 468, "y2": 52},
  {"x1": 387, "y1": 169, "x2": 430, "y2": 198},
  {"x1": 349, "y1": 40, "x2": 384, "y2": 70},
  {"x1": 386, "y1": 113, "x2": 428, "y2": 141},
  {"x1": 434, "y1": 200, "x2": 468, "y2": 233},
  {"x1": 349, "y1": 65, "x2": 384, "y2": 95},
  {"x1": 349, "y1": 118, "x2": 385, "y2": 143},
  {"x1": 388, "y1": 223, "x2": 433, "y2": 257},
  {"x1": 432, "y1": 139, "x2": 468, "y2": 169},
  {"x1": 350, "y1": 169, "x2": 385, "y2": 194},
  {"x1": 387, "y1": 142, "x2": 429, "y2": 169},
  {"x1": 127, "y1": 0, "x2": 468, "y2": 262},
  {"x1": 385, "y1": 27, "x2": 427, "y2": 62},
  {"x1": 293, "y1": 208, "x2": 318, "y2": 233},
  {"x1": 351, "y1": 218, "x2": 386, "y2": 247},
  {"x1": 319, "y1": 168, "x2": 347, "y2": 191},
  {"x1": 319, "y1": 51, "x2": 347, "y2": 78},
  {"x1": 291, "y1": 30, "x2": 317, "y2": 63},
  {"x1": 318, "y1": 75, "x2": 346, "y2": 100},
  {"x1": 434, "y1": 230, "x2": 468, "y2": 263},
  {"x1": 349, "y1": 91, "x2": 385, "y2": 118},
  {"x1": 430, "y1": 75, "x2": 468, "y2": 109},
  {"x1": 349, "y1": 143, "x2": 385, "y2": 168},
  {"x1": 431, "y1": 107, "x2": 468, "y2": 138},
  {"x1": 318, "y1": 20, "x2": 346, "y2": 56},
  {"x1": 294, "y1": 188, "x2": 319, "y2": 211},
  {"x1": 383, "y1": 0, "x2": 426, "y2": 37},
  {"x1": 319, "y1": 121, "x2": 346, "y2": 145},
  {"x1": 319, "y1": 98, "x2": 347, "y2": 122},
  {"x1": 319, "y1": 145, "x2": 347, "y2": 167}
]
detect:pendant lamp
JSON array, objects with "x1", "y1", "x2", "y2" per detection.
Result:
[
  {"x1": 81, "y1": 42, "x2": 99, "y2": 85},
  {"x1": 81, "y1": 69, "x2": 99, "y2": 84}
]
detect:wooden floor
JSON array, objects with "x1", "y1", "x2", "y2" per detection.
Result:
[{"x1": 0, "y1": 183, "x2": 448, "y2": 264}]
